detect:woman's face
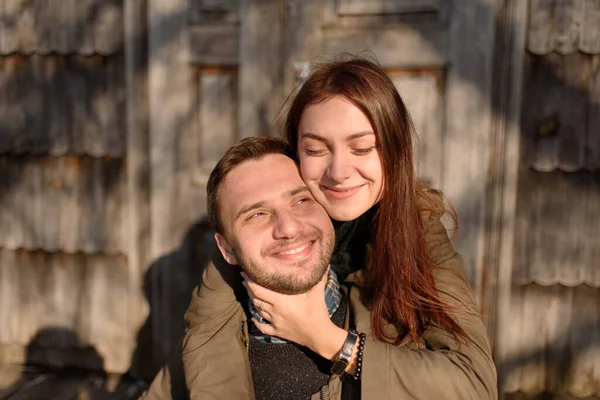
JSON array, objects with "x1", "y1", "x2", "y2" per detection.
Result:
[{"x1": 297, "y1": 96, "x2": 384, "y2": 221}]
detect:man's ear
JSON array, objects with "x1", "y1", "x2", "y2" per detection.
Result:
[{"x1": 215, "y1": 233, "x2": 238, "y2": 265}]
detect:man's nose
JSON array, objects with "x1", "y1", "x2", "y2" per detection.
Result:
[
  {"x1": 272, "y1": 210, "x2": 303, "y2": 239},
  {"x1": 327, "y1": 152, "x2": 353, "y2": 183}
]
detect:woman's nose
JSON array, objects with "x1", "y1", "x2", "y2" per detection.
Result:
[{"x1": 327, "y1": 152, "x2": 353, "y2": 183}]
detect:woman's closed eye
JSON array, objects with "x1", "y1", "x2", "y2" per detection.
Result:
[
  {"x1": 303, "y1": 147, "x2": 328, "y2": 156},
  {"x1": 352, "y1": 146, "x2": 376, "y2": 155}
]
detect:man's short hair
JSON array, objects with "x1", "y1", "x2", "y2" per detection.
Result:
[{"x1": 207, "y1": 136, "x2": 295, "y2": 234}]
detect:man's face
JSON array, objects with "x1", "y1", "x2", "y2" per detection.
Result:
[{"x1": 214, "y1": 154, "x2": 334, "y2": 295}]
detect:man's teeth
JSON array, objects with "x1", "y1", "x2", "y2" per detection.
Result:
[{"x1": 279, "y1": 242, "x2": 311, "y2": 255}]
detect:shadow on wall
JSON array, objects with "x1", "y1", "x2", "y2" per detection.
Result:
[
  {"x1": 0, "y1": 326, "x2": 132, "y2": 399},
  {"x1": 116, "y1": 217, "x2": 216, "y2": 394}
]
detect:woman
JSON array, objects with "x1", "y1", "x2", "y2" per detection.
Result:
[{"x1": 153, "y1": 57, "x2": 497, "y2": 399}]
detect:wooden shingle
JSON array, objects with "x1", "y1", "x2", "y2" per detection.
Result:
[
  {"x1": 0, "y1": 55, "x2": 125, "y2": 157},
  {"x1": 528, "y1": 0, "x2": 600, "y2": 55},
  {"x1": 0, "y1": 156, "x2": 128, "y2": 255},
  {"x1": 513, "y1": 169, "x2": 600, "y2": 287},
  {"x1": 521, "y1": 52, "x2": 600, "y2": 172},
  {"x1": 0, "y1": 0, "x2": 123, "y2": 55}
]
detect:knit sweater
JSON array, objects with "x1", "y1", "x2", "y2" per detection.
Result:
[{"x1": 248, "y1": 296, "x2": 347, "y2": 400}]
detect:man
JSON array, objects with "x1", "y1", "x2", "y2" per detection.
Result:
[
  {"x1": 144, "y1": 137, "x2": 359, "y2": 399},
  {"x1": 144, "y1": 136, "x2": 497, "y2": 399}
]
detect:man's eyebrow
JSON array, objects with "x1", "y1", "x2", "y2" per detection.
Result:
[
  {"x1": 300, "y1": 131, "x2": 375, "y2": 141},
  {"x1": 285, "y1": 186, "x2": 311, "y2": 198}
]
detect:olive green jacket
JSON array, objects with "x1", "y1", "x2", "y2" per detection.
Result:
[{"x1": 144, "y1": 206, "x2": 498, "y2": 399}]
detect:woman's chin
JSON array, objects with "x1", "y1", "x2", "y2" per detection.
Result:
[{"x1": 326, "y1": 205, "x2": 370, "y2": 222}]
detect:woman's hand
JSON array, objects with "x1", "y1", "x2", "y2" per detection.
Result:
[{"x1": 242, "y1": 269, "x2": 348, "y2": 361}]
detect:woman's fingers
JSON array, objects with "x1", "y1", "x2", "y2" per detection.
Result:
[
  {"x1": 252, "y1": 318, "x2": 276, "y2": 336},
  {"x1": 243, "y1": 276, "x2": 278, "y2": 304}
]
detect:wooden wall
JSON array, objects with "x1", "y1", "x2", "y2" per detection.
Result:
[{"x1": 7, "y1": 2, "x2": 598, "y2": 399}]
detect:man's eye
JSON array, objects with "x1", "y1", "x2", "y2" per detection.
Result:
[
  {"x1": 248, "y1": 212, "x2": 266, "y2": 219},
  {"x1": 296, "y1": 198, "x2": 310, "y2": 205}
]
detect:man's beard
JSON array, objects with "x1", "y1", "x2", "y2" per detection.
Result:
[{"x1": 234, "y1": 230, "x2": 334, "y2": 295}]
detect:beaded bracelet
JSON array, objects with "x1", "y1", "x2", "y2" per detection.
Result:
[{"x1": 352, "y1": 332, "x2": 366, "y2": 381}]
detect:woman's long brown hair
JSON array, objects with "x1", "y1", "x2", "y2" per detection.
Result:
[{"x1": 283, "y1": 57, "x2": 468, "y2": 345}]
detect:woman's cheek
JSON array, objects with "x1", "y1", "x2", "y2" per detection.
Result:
[{"x1": 300, "y1": 158, "x2": 323, "y2": 182}]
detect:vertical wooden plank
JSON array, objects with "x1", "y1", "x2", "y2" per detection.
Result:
[
  {"x1": 527, "y1": 0, "x2": 555, "y2": 55},
  {"x1": 40, "y1": 156, "x2": 61, "y2": 252},
  {"x1": 443, "y1": 0, "x2": 496, "y2": 302},
  {"x1": 557, "y1": 53, "x2": 587, "y2": 171},
  {"x1": 584, "y1": 172, "x2": 600, "y2": 287},
  {"x1": 556, "y1": 172, "x2": 589, "y2": 286},
  {"x1": 542, "y1": 285, "x2": 573, "y2": 394},
  {"x1": 46, "y1": 252, "x2": 84, "y2": 330},
  {"x1": 17, "y1": 0, "x2": 37, "y2": 53},
  {"x1": 46, "y1": 57, "x2": 71, "y2": 156},
  {"x1": 58, "y1": 156, "x2": 81, "y2": 253},
  {"x1": 83, "y1": 255, "x2": 131, "y2": 372},
  {"x1": 103, "y1": 55, "x2": 126, "y2": 157},
  {"x1": 125, "y1": 0, "x2": 151, "y2": 358},
  {"x1": 237, "y1": 0, "x2": 284, "y2": 138},
  {"x1": 2, "y1": 57, "x2": 29, "y2": 154},
  {"x1": 25, "y1": 158, "x2": 43, "y2": 250},
  {"x1": 0, "y1": 157, "x2": 12, "y2": 247},
  {"x1": 516, "y1": 284, "x2": 550, "y2": 394},
  {"x1": 7, "y1": 159, "x2": 22, "y2": 251},
  {"x1": 500, "y1": 284, "x2": 524, "y2": 393},
  {"x1": 529, "y1": 172, "x2": 561, "y2": 285},
  {"x1": 27, "y1": 56, "x2": 48, "y2": 155},
  {"x1": 104, "y1": 158, "x2": 127, "y2": 254},
  {"x1": 587, "y1": 54, "x2": 600, "y2": 171},
  {"x1": 67, "y1": 57, "x2": 88, "y2": 155},
  {"x1": 17, "y1": 250, "x2": 47, "y2": 345},
  {"x1": 0, "y1": 249, "x2": 20, "y2": 344},
  {"x1": 0, "y1": 0, "x2": 19, "y2": 53},
  {"x1": 512, "y1": 169, "x2": 535, "y2": 286},
  {"x1": 566, "y1": 285, "x2": 600, "y2": 397},
  {"x1": 32, "y1": 0, "x2": 53, "y2": 54},
  {"x1": 553, "y1": 0, "x2": 584, "y2": 54},
  {"x1": 526, "y1": 54, "x2": 560, "y2": 172},
  {"x1": 94, "y1": 0, "x2": 123, "y2": 55},
  {"x1": 580, "y1": 0, "x2": 600, "y2": 53},
  {"x1": 55, "y1": 0, "x2": 75, "y2": 54},
  {"x1": 0, "y1": 158, "x2": 9, "y2": 247},
  {"x1": 79, "y1": 157, "x2": 105, "y2": 253},
  {"x1": 76, "y1": 0, "x2": 95, "y2": 55}
]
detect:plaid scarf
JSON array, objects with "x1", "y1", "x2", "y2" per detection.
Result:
[{"x1": 247, "y1": 268, "x2": 342, "y2": 344}]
